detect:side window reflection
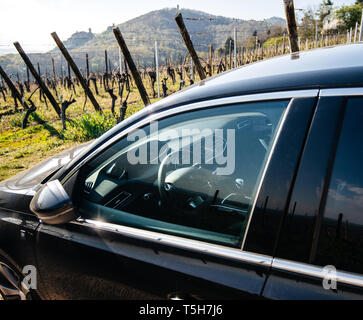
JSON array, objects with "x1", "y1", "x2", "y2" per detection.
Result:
[
  {"x1": 315, "y1": 98, "x2": 363, "y2": 274},
  {"x1": 79, "y1": 101, "x2": 289, "y2": 248}
]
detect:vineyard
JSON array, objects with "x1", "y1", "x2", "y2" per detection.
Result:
[{"x1": 0, "y1": 7, "x2": 357, "y2": 181}]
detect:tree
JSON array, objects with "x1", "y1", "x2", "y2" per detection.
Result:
[
  {"x1": 224, "y1": 37, "x2": 234, "y2": 55},
  {"x1": 336, "y1": 3, "x2": 362, "y2": 30},
  {"x1": 217, "y1": 47, "x2": 224, "y2": 56},
  {"x1": 318, "y1": 0, "x2": 334, "y2": 27},
  {"x1": 299, "y1": 9, "x2": 316, "y2": 39},
  {"x1": 269, "y1": 25, "x2": 285, "y2": 37}
]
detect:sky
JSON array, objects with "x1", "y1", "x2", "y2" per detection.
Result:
[{"x1": 0, "y1": 0, "x2": 357, "y2": 54}]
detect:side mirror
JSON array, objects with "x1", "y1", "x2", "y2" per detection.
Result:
[{"x1": 30, "y1": 179, "x2": 77, "y2": 224}]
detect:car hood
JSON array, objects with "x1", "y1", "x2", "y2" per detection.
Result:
[{"x1": 0, "y1": 142, "x2": 90, "y2": 197}]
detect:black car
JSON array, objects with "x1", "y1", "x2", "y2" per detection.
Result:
[{"x1": 1, "y1": 44, "x2": 363, "y2": 300}]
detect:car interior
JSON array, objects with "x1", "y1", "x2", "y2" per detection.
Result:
[{"x1": 78, "y1": 102, "x2": 287, "y2": 248}]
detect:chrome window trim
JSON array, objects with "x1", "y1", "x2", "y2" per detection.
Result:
[
  {"x1": 73, "y1": 218, "x2": 273, "y2": 267},
  {"x1": 320, "y1": 87, "x2": 363, "y2": 97},
  {"x1": 61, "y1": 89, "x2": 318, "y2": 184},
  {"x1": 272, "y1": 258, "x2": 363, "y2": 288}
]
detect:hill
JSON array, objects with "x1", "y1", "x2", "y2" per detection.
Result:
[{"x1": 0, "y1": 8, "x2": 285, "y2": 79}]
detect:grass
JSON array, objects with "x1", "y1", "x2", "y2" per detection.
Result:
[{"x1": 0, "y1": 124, "x2": 79, "y2": 181}]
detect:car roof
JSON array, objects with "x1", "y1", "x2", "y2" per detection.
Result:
[{"x1": 156, "y1": 43, "x2": 363, "y2": 109}]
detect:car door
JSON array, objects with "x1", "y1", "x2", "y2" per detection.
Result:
[
  {"x1": 262, "y1": 89, "x2": 363, "y2": 299},
  {"x1": 33, "y1": 90, "x2": 317, "y2": 299}
]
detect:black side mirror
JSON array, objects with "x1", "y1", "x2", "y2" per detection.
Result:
[{"x1": 30, "y1": 179, "x2": 77, "y2": 224}]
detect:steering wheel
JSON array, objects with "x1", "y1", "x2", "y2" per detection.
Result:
[{"x1": 157, "y1": 149, "x2": 219, "y2": 208}]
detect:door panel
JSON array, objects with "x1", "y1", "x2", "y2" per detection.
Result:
[
  {"x1": 35, "y1": 220, "x2": 269, "y2": 299},
  {"x1": 263, "y1": 263, "x2": 363, "y2": 299},
  {"x1": 35, "y1": 222, "x2": 168, "y2": 299}
]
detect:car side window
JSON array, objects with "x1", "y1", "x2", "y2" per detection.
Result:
[
  {"x1": 314, "y1": 97, "x2": 363, "y2": 274},
  {"x1": 78, "y1": 100, "x2": 289, "y2": 248}
]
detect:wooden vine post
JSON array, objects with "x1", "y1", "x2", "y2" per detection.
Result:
[
  {"x1": 175, "y1": 13, "x2": 206, "y2": 80},
  {"x1": 86, "y1": 53, "x2": 90, "y2": 79},
  {"x1": 51, "y1": 58, "x2": 56, "y2": 83},
  {"x1": 13, "y1": 41, "x2": 61, "y2": 116},
  {"x1": 283, "y1": 0, "x2": 299, "y2": 53},
  {"x1": 0, "y1": 65, "x2": 28, "y2": 109},
  {"x1": 209, "y1": 44, "x2": 213, "y2": 75},
  {"x1": 50, "y1": 32, "x2": 103, "y2": 113},
  {"x1": 113, "y1": 27, "x2": 150, "y2": 106}
]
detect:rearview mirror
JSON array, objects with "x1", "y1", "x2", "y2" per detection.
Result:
[{"x1": 30, "y1": 179, "x2": 77, "y2": 224}]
